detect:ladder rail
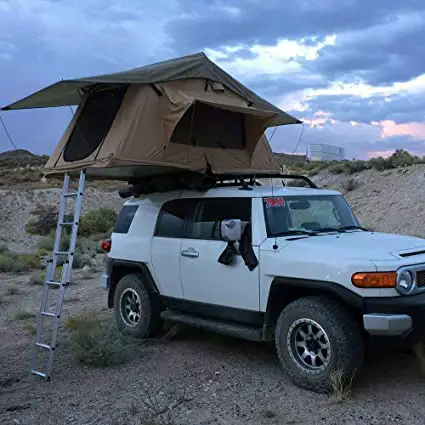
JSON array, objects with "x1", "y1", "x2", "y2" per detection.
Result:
[{"x1": 31, "y1": 169, "x2": 86, "y2": 380}]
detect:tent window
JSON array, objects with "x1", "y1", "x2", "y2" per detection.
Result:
[
  {"x1": 63, "y1": 86, "x2": 127, "y2": 162},
  {"x1": 170, "y1": 102, "x2": 245, "y2": 149}
]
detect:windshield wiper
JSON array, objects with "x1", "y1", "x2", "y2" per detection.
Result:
[
  {"x1": 274, "y1": 229, "x2": 318, "y2": 237},
  {"x1": 339, "y1": 225, "x2": 369, "y2": 232},
  {"x1": 313, "y1": 227, "x2": 345, "y2": 234}
]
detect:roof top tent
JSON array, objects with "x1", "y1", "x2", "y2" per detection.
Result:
[
  {"x1": 1, "y1": 52, "x2": 301, "y2": 381},
  {"x1": 2, "y1": 52, "x2": 301, "y2": 183}
]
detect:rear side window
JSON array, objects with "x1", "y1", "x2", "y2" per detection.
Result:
[
  {"x1": 155, "y1": 199, "x2": 195, "y2": 238},
  {"x1": 190, "y1": 198, "x2": 251, "y2": 240},
  {"x1": 114, "y1": 205, "x2": 138, "y2": 234}
]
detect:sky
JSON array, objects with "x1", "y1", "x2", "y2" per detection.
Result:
[{"x1": 0, "y1": 0, "x2": 425, "y2": 160}]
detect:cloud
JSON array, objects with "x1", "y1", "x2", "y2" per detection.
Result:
[
  {"x1": 311, "y1": 9, "x2": 425, "y2": 85},
  {"x1": 291, "y1": 92, "x2": 425, "y2": 124},
  {"x1": 0, "y1": 0, "x2": 175, "y2": 154},
  {"x1": 1, "y1": 0, "x2": 425, "y2": 161},
  {"x1": 166, "y1": 0, "x2": 419, "y2": 53}
]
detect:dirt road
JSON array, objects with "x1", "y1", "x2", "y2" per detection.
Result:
[{"x1": 1, "y1": 268, "x2": 425, "y2": 425}]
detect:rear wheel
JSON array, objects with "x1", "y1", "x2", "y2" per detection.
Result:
[
  {"x1": 275, "y1": 296, "x2": 365, "y2": 393},
  {"x1": 113, "y1": 273, "x2": 163, "y2": 338}
]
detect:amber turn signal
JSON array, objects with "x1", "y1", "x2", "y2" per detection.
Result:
[{"x1": 352, "y1": 272, "x2": 396, "y2": 288}]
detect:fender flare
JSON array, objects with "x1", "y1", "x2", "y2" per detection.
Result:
[{"x1": 107, "y1": 259, "x2": 159, "y2": 308}]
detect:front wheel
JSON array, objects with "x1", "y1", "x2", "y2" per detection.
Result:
[{"x1": 275, "y1": 296, "x2": 365, "y2": 393}]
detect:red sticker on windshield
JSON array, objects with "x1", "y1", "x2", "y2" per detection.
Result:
[{"x1": 264, "y1": 197, "x2": 285, "y2": 208}]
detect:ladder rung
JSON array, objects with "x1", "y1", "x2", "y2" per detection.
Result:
[
  {"x1": 59, "y1": 221, "x2": 74, "y2": 226},
  {"x1": 31, "y1": 370, "x2": 48, "y2": 379},
  {"x1": 41, "y1": 311, "x2": 56, "y2": 318},
  {"x1": 36, "y1": 342, "x2": 51, "y2": 350},
  {"x1": 54, "y1": 251, "x2": 70, "y2": 256},
  {"x1": 64, "y1": 192, "x2": 78, "y2": 198},
  {"x1": 46, "y1": 281, "x2": 61, "y2": 287}
]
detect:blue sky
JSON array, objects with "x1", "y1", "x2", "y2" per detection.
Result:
[{"x1": 1, "y1": 0, "x2": 425, "y2": 159}]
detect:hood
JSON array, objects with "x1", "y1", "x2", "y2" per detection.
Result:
[{"x1": 281, "y1": 231, "x2": 425, "y2": 261}]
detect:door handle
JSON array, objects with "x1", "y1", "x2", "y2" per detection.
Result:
[{"x1": 181, "y1": 248, "x2": 199, "y2": 258}]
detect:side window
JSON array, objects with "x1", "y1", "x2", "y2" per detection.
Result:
[
  {"x1": 114, "y1": 205, "x2": 138, "y2": 234},
  {"x1": 190, "y1": 198, "x2": 251, "y2": 241},
  {"x1": 155, "y1": 199, "x2": 193, "y2": 238}
]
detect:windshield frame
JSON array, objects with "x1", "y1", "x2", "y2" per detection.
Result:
[{"x1": 262, "y1": 194, "x2": 360, "y2": 238}]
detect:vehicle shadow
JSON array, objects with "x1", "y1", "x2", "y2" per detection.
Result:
[{"x1": 167, "y1": 326, "x2": 425, "y2": 393}]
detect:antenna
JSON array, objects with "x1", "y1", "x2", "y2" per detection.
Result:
[{"x1": 271, "y1": 176, "x2": 278, "y2": 250}]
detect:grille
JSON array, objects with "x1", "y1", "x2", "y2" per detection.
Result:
[{"x1": 416, "y1": 270, "x2": 425, "y2": 288}]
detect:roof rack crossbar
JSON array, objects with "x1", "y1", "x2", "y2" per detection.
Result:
[{"x1": 215, "y1": 173, "x2": 318, "y2": 189}]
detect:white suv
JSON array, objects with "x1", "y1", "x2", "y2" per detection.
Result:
[{"x1": 100, "y1": 175, "x2": 425, "y2": 393}]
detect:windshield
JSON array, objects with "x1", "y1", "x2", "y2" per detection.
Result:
[{"x1": 263, "y1": 195, "x2": 360, "y2": 237}]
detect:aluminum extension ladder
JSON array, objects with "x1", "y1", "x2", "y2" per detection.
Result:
[{"x1": 31, "y1": 170, "x2": 86, "y2": 380}]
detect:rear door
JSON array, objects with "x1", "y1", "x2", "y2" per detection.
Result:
[
  {"x1": 179, "y1": 197, "x2": 260, "y2": 312},
  {"x1": 151, "y1": 199, "x2": 195, "y2": 298}
]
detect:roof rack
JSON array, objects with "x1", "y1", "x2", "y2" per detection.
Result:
[
  {"x1": 214, "y1": 173, "x2": 318, "y2": 189},
  {"x1": 118, "y1": 171, "x2": 318, "y2": 199}
]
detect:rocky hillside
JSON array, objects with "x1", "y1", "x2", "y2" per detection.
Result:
[
  {"x1": 1, "y1": 148, "x2": 425, "y2": 253},
  {"x1": 313, "y1": 165, "x2": 425, "y2": 238}
]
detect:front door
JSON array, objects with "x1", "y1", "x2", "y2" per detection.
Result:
[{"x1": 179, "y1": 197, "x2": 260, "y2": 313}]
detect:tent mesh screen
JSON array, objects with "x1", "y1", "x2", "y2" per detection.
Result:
[
  {"x1": 63, "y1": 85, "x2": 128, "y2": 162},
  {"x1": 170, "y1": 102, "x2": 246, "y2": 149}
]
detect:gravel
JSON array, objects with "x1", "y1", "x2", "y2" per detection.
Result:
[{"x1": 0, "y1": 269, "x2": 424, "y2": 425}]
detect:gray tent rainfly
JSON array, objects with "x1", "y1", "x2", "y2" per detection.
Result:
[{"x1": 1, "y1": 52, "x2": 302, "y2": 181}]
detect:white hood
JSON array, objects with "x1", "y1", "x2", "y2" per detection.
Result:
[{"x1": 282, "y1": 231, "x2": 425, "y2": 261}]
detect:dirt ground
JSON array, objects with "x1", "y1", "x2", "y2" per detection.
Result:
[{"x1": 1, "y1": 266, "x2": 425, "y2": 425}]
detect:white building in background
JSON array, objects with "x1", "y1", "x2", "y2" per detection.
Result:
[{"x1": 306, "y1": 143, "x2": 345, "y2": 161}]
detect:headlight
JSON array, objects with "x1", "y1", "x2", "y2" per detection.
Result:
[{"x1": 396, "y1": 270, "x2": 415, "y2": 295}]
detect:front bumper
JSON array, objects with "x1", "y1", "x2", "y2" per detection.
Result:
[{"x1": 363, "y1": 292, "x2": 425, "y2": 341}]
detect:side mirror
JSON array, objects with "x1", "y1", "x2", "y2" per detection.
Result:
[{"x1": 220, "y1": 219, "x2": 242, "y2": 242}]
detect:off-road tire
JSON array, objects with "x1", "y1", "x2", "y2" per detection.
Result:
[
  {"x1": 275, "y1": 295, "x2": 364, "y2": 393},
  {"x1": 113, "y1": 273, "x2": 163, "y2": 338}
]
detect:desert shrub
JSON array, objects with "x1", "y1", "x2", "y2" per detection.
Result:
[
  {"x1": 0, "y1": 251, "x2": 40, "y2": 273},
  {"x1": 345, "y1": 160, "x2": 370, "y2": 174},
  {"x1": 29, "y1": 272, "x2": 44, "y2": 285},
  {"x1": 15, "y1": 309, "x2": 35, "y2": 320},
  {"x1": 6, "y1": 286, "x2": 19, "y2": 295},
  {"x1": 328, "y1": 163, "x2": 347, "y2": 174},
  {"x1": 25, "y1": 204, "x2": 58, "y2": 235},
  {"x1": 369, "y1": 157, "x2": 388, "y2": 171},
  {"x1": 342, "y1": 178, "x2": 359, "y2": 192},
  {"x1": 0, "y1": 254, "x2": 15, "y2": 272},
  {"x1": 68, "y1": 315, "x2": 131, "y2": 367},
  {"x1": 79, "y1": 208, "x2": 117, "y2": 237},
  {"x1": 73, "y1": 248, "x2": 92, "y2": 269},
  {"x1": 0, "y1": 244, "x2": 9, "y2": 254}
]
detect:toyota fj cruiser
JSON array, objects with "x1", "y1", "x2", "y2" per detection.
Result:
[{"x1": 100, "y1": 175, "x2": 425, "y2": 393}]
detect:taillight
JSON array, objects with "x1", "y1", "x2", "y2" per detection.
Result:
[{"x1": 100, "y1": 239, "x2": 111, "y2": 253}]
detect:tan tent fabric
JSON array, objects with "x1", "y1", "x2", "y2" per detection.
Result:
[
  {"x1": 4, "y1": 53, "x2": 300, "y2": 181},
  {"x1": 44, "y1": 78, "x2": 282, "y2": 179}
]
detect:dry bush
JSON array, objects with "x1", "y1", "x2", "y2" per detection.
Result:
[
  {"x1": 29, "y1": 272, "x2": 44, "y2": 285},
  {"x1": 79, "y1": 208, "x2": 117, "y2": 237},
  {"x1": 6, "y1": 286, "x2": 19, "y2": 295},
  {"x1": 329, "y1": 369, "x2": 353, "y2": 402},
  {"x1": 68, "y1": 315, "x2": 132, "y2": 367},
  {"x1": 342, "y1": 178, "x2": 359, "y2": 192},
  {"x1": 0, "y1": 251, "x2": 40, "y2": 273},
  {"x1": 15, "y1": 309, "x2": 36, "y2": 320},
  {"x1": 25, "y1": 204, "x2": 59, "y2": 235}
]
